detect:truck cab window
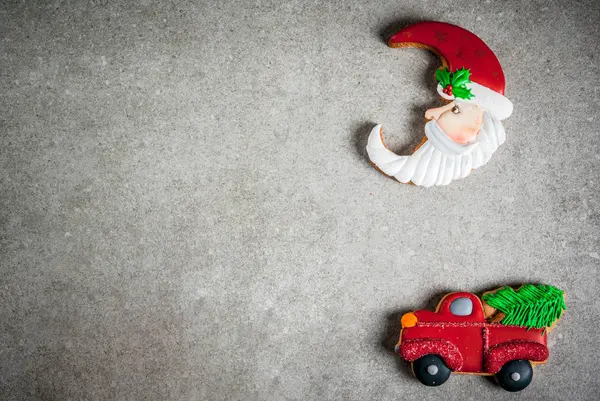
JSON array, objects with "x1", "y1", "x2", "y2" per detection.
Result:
[{"x1": 449, "y1": 297, "x2": 473, "y2": 316}]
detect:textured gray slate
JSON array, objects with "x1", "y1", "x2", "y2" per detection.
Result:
[{"x1": 1, "y1": 1, "x2": 599, "y2": 400}]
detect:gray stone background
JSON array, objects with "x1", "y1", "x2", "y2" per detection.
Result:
[{"x1": 1, "y1": 0, "x2": 599, "y2": 400}]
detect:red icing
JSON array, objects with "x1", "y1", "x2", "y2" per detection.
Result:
[
  {"x1": 486, "y1": 341, "x2": 549, "y2": 374},
  {"x1": 400, "y1": 338, "x2": 463, "y2": 370},
  {"x1": 399, "y1": 292, "x2": 549, "y2": 374},
  {"x1": 389, "y1": 21, "x2": 506, "y2": 95}
]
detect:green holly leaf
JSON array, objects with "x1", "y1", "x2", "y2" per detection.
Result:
[
  {"x1": 435, "y1": 68, "x2": 451, "y2": 87},
  {"x1": 450, "y1": 68, "x2": 471, "y2": 88},
  {"x1": 452, "y1": 85, "x2": 475, "y2": 100}
]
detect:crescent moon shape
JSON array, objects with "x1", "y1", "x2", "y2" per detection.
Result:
[
  {"x1": 389, "y1": 21, "x2": 506, "y2": 95},
  {"x1": 366, "y1": 22, "x2": 512, "y2": 187}
]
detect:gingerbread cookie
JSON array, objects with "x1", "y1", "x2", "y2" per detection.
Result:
[
  {"x1": 367, "y1": 21, "x2": 513, "y2": 187},
  {"x1": 395, "y1": 284, "x2": 566, "y2": 392}
]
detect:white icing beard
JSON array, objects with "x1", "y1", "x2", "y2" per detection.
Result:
[{"x1": 366, "y1": 111, "x2": 506, "y2": 187}]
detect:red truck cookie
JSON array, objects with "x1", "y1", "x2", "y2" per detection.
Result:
[{"x1": 395, "y1": 285, "x2": 566, "y2": 391}]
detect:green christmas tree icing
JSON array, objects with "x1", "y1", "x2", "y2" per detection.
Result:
[{"x1": 482, "y1": 284, "x2": 566, "y2": 331}]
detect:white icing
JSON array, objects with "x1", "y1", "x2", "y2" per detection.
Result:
[
  {"x1": 366, "y1": 111, "x2": 505, "y2": 187},
  {"x1": 424, "y1": 120, "x2": 478, "y2": 155},
  {"x1": 436, "y1": 82, "x2": 513, "y2": 121},
  {"x1": 423, "y1": 151, "x2": 441, "y2": 187}
]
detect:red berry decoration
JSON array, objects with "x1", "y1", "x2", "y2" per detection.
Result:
[{"x1": 443, "y1": 84, "x2": 454, "y2": 97}]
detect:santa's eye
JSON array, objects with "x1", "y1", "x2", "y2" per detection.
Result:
[{"x1": 452, "y1": 105, "x2": 460, "y2": 114}]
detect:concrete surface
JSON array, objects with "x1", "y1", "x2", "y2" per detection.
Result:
[{"x1": 1, "y1": 1, "x2": 599, "y2": 400}]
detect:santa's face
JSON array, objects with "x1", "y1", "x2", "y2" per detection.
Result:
[{"x1": 425, "y1": 101, "x2": 483, "y2": 144}]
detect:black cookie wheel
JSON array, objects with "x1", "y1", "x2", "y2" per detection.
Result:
[
  {"x1": 411, "y1": 355, "x2": 451, "y2": 386},
  {"x1": 495, "y1": 359, "x2": 533, "y2": 392}
]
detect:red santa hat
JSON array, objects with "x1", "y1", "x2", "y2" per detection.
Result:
[{"x1": 389, "y1": 21, "x2": 513, "y2": 120}]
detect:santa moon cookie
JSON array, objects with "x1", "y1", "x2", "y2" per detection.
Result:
[{"x1": 367, "y1": 21, "x2": 513, "y2": 187}]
